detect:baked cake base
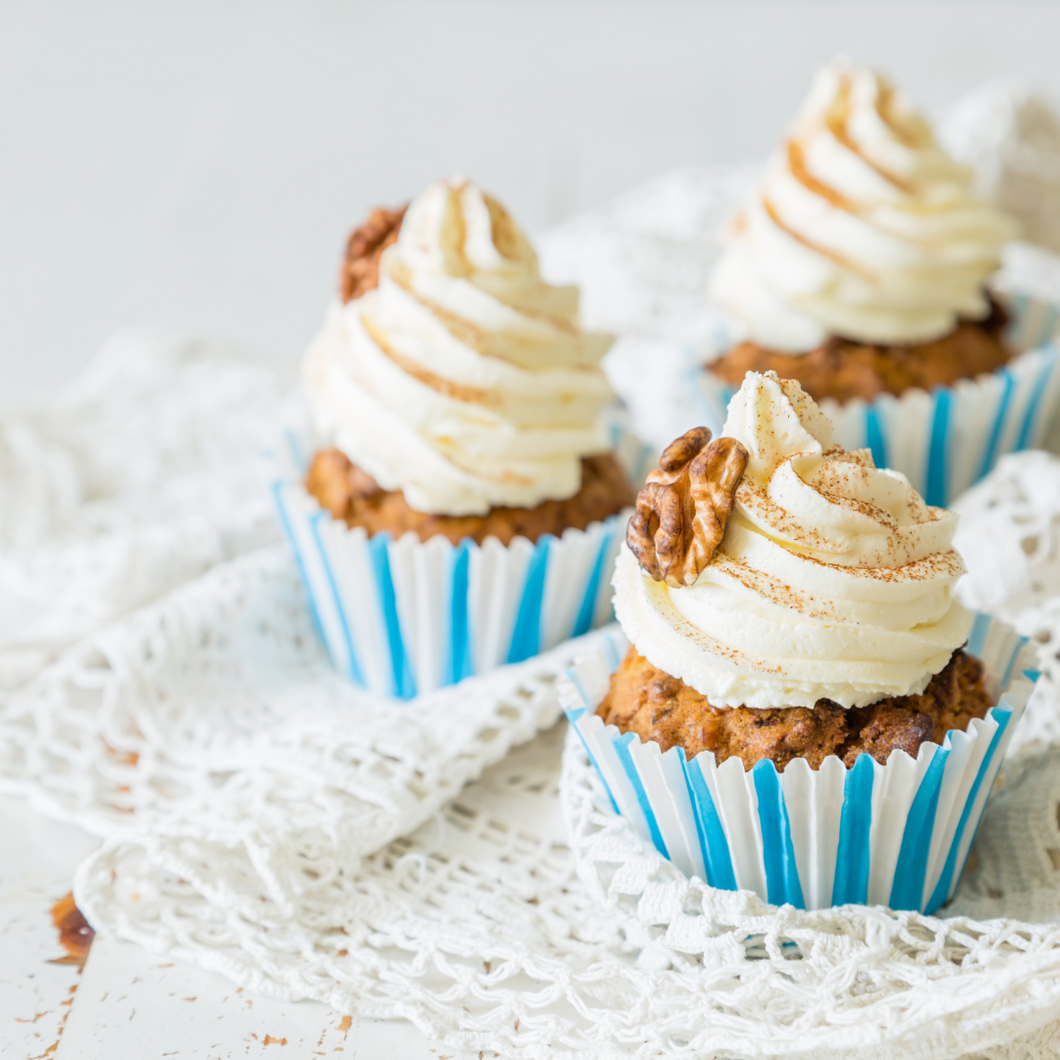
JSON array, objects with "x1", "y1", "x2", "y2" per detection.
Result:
[
  {"x1": 708, "y1": 304, "x2": 1011, "y2": 405},
  {"x1": 597, "y1": 646, "x2": 994, "y2": 771},
  {"x1": 305, "y1": 449, "x2": 635, "y2": 546}
]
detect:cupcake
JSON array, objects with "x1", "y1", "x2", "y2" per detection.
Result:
[
  {"x1": 562, "y1": 370, "x2": 1036, "y2": 912},
  {"x1": 270, "y1": 177, "x2": 637, "y2": 698},
  {"x1": 700, "y1": 60, "x2": 1060, "y2": 506}
]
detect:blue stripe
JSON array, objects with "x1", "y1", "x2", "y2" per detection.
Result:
[
  {"x1": 446, "y1": 541, "x2": 472, "y2": 685},
  {"x1": 614, "y1": 733, "x2": 669, "y2": 858},
  {"x1": 680, "y1": 754, "x2": 737, "y2": 891},
  {"x1": 926, "y1": 707, "x2": 1013, "y2": 914},
  {"x1": 865, "y1": 404, "x2": 888, "y2": 470},
  {"x1": 1002, "y1": 636, "x2": 1029, "y2": 690},
  {"x1": 308, "y1": 511, "x2": 365, "y2": 687},
  {"x1": 507, "y1": 536, "x2": 552, "y2": 664},
  {"x1": 367, "y1": 534, "x2": 416, "y2": 699},
  {"x1": 572, "y1": 522, "x2": 613, "y2": 638},
  {"x1": 925, "y1": 388, "x2": 951, "y2": 507},
  {"x1": 269, "y1": 482, "x2": 325, "y2": 643},
  {"x1": 1015, "y1": 346, "x2": 1057, "y2": 451},
  {"x1": 832, "y1": 753, "x2": 874, "y2": 906},
  {"x1": 565, "y1": 707, "x2": 621, "y2": 816},
  {"x1": 966, "y1": 612, "x2": 993, "y2": 658},
  {"x1": 889, "y1": 746, "x2": 950, "y2": 911},
  {"x1": 752, "y1": 762, "x2": 805, "y2": 908},
  {"x1": 978, "y1": 369, "x2": 1015, "y2": 481}
]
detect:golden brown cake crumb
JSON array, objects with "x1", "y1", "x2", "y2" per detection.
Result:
[
  {"x1": 597, "y1": 647, "x2": 994, "y2": 771},
  {"x1": 339, "y1": 204, "x2": 408, "y2": 303},
  {"x1": 708, "y1": 300, "x2": 1011, "y2": 404},
  {"x1": 305, "y1": 448, "x2": 636, "y2": 545}
]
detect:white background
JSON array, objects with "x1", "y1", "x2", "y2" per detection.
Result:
[{"x1": 4, "y1": 0, "x2": 1060, "y2": 405}]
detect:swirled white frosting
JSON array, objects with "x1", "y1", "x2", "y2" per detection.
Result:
[
  {"x1": 710, "y1": 60, "x2": 1020, "y2": 352},
  {"x1": 613, "y1": 371, "x2": 973, "y2": 708},
  {"x1": 304, "y1": 177, "x2": 615, "y2": 515}
]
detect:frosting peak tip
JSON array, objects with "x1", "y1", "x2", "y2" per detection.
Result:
[
  {"x1": 614, "y1": 365, "x2": 971, "y2": 709},
  {"x1": 710, "y1": 59, "x2": 1019, "y2": 352}
]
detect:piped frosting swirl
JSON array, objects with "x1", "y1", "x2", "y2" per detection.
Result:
[
  {"x1": 613, "y1": 371, "x2": 973, "y2": 708},
  {"x1": 710, "y1": 59, "x2": 1020, "y2": 352},
  {"x1": 304, "y1": 177, "x2": 616, "y2": 516}
]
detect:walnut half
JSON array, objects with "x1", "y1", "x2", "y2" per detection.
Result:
[
  {"x1": 339, "y1": 204, "x2": 408, "y2": 303},
  {"x1": 626, "y1": 427, "x2": 748, "y2": 587}
]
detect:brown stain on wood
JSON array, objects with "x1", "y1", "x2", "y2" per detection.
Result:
[
  {"x1": 339, "y1": 1015, "x2": 353, "y2": 1034},
  {"x1": 28, "y1": 984, "x2": 79, "y2": 1060},
  {"x1": 263, "y1": 1035, "x2": 289, "y2": 1046},
  {"x1": 49, "y1": 893, "x2": 94, "y2": 966}
]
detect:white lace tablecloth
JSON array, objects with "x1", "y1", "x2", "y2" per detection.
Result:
[{"x1": 9, "y1": 128, "x2": 1060, "y2": 1056}]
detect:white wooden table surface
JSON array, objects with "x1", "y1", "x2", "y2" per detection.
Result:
[{"x1": 0, "y1": 793, "x2": 486, "y2": 1059}]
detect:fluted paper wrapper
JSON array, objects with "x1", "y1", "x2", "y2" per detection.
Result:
[
  {"x1": 560, "y1": 615, "x2": 1037, "y2": 913},
  {"x1": 696, "y1": 291, "x2": 1060, "y2": 507},
  {"x1": 265, "y1": 428, "x2": 646, "y2": 699}
]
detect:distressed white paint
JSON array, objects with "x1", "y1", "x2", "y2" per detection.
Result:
[
  {"x1": 0, "y1": 794, "x2": 99, "y2": 1060},
  {"x1": 0, "y1": 793, "x2": 481, "y2": 1058},
  {"x1": 55, "y1": 936, "x2": 480, "y2": 1060}
]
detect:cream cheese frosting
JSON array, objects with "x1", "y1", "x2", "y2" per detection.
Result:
[
  {"x1": 304, "y1": 177, "x2": 616, "y2": 516},
  {"x1": 710, "y1": 59, "x2": 1020, "y2": 352},
  {"x1": 613, "y1": 371, "x2": 973, "y2": 708}
]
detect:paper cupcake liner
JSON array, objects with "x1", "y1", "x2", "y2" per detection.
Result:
[
  {"x1": 560, "y1": 614, "x2": 1038, "y2": 913},
  {"x1": 264, "y1": 426, "x2": 647, "y2": 699},
  {"x1": 696, "y1": 291, "x2": 1060, "y2": 507}
]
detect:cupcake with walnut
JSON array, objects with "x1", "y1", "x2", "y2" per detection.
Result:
[
  {"x1": 608, "y1": 371, "x2": 989, "y2": 770},
  {"x1": 273, "y1": 177, "x2": 637, "y2": 698},
  {"x1": 561, "y1": 370, "x2": 1036, "y2": 912}
]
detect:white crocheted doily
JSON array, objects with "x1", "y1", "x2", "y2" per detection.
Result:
[
  {"x1": 1, "y1": 352, "x2": 1058, "y2": 1060},
  {"x1": 9, "y1": 535, "x2": 1060, "y2": 1060},
  {"x1": 0, "y1": 332, "x2": 290, "y2": 694},
  {"x1": 7, "y1": 136, "x2": 1060, "y2": 1056}
]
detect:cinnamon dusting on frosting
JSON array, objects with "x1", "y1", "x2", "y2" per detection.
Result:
[{"x1": 612, "y1": 370, "x2": 973, "y2": 709}]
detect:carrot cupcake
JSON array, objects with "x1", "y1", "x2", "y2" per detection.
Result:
[
  {"x1": 700, "y1": 60, "x2": 1060, "y2": 506},
  {"x1": 271, "y1": 177, "x2": 637, "y2": 698},
  {"x1": 562, "y1": 370, "x2": 1036, "y2": 912}
]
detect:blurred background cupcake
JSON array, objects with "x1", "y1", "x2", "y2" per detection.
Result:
[
  {"x1": 270, "y1": 176, "x2": 640, "y2": 698},
  {"x1": 698, "y1": 60, "x2": 1060, "y2": 507},
  {"x1": 563, "y1": 370, "x2": 1037, "y2": 912}
]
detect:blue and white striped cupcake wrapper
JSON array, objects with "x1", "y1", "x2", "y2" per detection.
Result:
[
  {"x1": 696, "y1": 291, "x2": 1060, "y2": 507},
  {"x1": 560, "y1": 615, "x2": 1038, "y2": 913},
  {"x1": 265, "y1": 430, "x2": 642, "y2": 700}
]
